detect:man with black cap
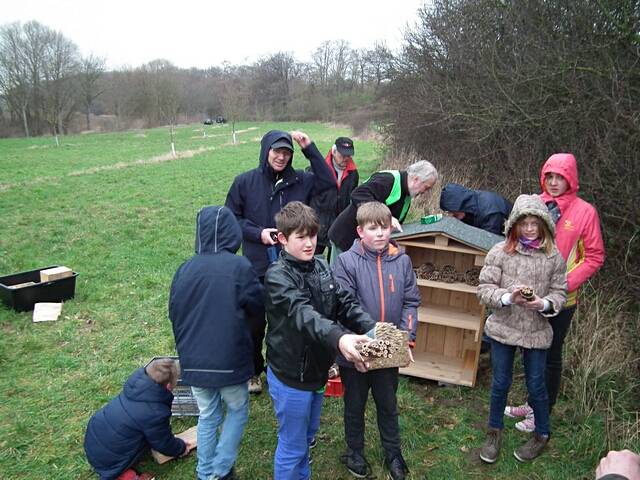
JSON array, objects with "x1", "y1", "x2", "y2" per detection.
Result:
[
  {"x1": 309, "y1": 136, "x2": 359, "y2": 256},
  {"x1": 225, "y1": 130, "x2": 334, "y2": 394}
]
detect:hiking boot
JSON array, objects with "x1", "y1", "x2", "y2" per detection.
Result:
[
  {"x1": 479, "y1": 428, "x2": 502, "y2": 464},
  {"x1": 248, "y1": 376, "x2": 262, "y2": 394},
  {"x1": 385, "y1": 454, "x2": 409, "y2": 480},
  {"x1": 515, "y1": 413, "x2": 536, "y2": 433},
  {"x1": 504, "y1": 403, "x2": 533, "y2": 418},
  {"x1": 514, "y1": 433, "x2": 549, "y2": 462},
  {"x1": 340, "y1": 449, "x2": 370, "y2": 478}
]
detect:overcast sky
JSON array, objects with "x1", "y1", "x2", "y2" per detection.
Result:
[{"x1": 3, "y1": 0, "x2": 426, "y2": 70}]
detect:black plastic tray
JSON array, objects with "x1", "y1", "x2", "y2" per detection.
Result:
[{"x1": 0, "y1": 265, "x2": 78, "y2": 312}]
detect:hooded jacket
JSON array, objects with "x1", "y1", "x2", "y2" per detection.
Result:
[
  {"x1": 308, "y1": 149, "x2": 359, "y2": 248},
  {"x1": 539, "y1": 153, "x2": 605, "y2": 307},
  {"x1": 333, "y1": 239, "x2": 420, "y2": 367},
  {"x1": 264, "y1": 251, "x2": 375, "y2": 391},
  {"x1": 439, "y1": 183, "x2": 512, "y2": 236},
  {"x1": 329, "y1": 171, "x2": 411, "y2": 252},
  {"x1": 225, "y1": 130, "x2": 335, "y2": 277},
  {"x1": 169, "y1": 206, "x2": 263, "y2": 387},
  {"x1": 477, "y1": 194, "x2": 568, "y2": 349},
  {"x1": 84, "y1": 368, "x2": 186, "y2": 480}
]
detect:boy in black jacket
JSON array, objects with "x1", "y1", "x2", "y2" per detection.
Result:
[
  {"x1": 84, "y1": 358, "x2": 192, "y2": 480},
  {"x1": 169, "y1": 205, "x2": 263, "y2": 480},
  {"x1": 264, "y1": 201, "x2": 375, "y2": 480}
]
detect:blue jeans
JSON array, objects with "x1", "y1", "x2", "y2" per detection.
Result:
[
  {"x1": 489, "y1": 339, "x2": 550, "y2": 436},
  {"x1": 191, "y1": 383, "x2": 249, "y2": 480},
  {"x1": 267, "y1": 367, "x2": 323, "y2": 480}
]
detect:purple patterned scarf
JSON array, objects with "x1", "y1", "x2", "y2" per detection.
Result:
[{"x1": 519, "y1": 237, "x2": 542, "y2": 250}]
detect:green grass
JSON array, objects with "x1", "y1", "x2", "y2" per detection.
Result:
[{"x1": 0, "y1": 122, "x2": 613, "y2": 479}]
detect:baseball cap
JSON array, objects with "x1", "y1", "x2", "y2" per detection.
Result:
[
  {"x1": 270, "y1": 138, "x2": 294, "y2": 152},
  {"x1": 335, "y1": 137, "x2": 354, "y2": 156}
]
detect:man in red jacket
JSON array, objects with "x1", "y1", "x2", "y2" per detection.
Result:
[{"x1": 309, "y1": 137, "x2": 359, "y2": 256}]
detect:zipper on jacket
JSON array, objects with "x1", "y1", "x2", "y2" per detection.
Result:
[
  {"x1": 389, "y1": 274, "x2": 395, "y2": 293},
  {"x1": 377, "y1": 254, "x2": 385, "y2": 323}
]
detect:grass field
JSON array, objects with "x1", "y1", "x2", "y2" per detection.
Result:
[{"x1": 0, "y1": 122, "x2": 611, "y2": 479}]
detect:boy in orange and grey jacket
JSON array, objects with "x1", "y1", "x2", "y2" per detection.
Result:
[{"x1": 333, "y1": 201, "x2": 420, "y2": 480}]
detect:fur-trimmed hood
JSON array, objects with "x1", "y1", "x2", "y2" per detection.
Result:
[{"x1": 504, "y1": 194, "x2": 555, "y2": 237}]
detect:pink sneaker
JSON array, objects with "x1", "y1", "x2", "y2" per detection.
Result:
[
  {"x1": 504, "y1": 403, "x2": 533, "y2": 418},
  {"x1": 515, "y1": 414, "x2": 536, "y2": 433}
]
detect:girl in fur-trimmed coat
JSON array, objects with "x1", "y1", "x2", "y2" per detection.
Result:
[{"x1": 477, "y1": 194, "x2": 567, "y2": 465}]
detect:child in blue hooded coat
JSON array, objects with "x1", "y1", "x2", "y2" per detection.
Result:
[{"x1": 84, "y1": 358, "x2": 191, "y2": 480}]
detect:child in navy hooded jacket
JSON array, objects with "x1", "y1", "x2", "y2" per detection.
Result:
[{"x1": 84, "y1": 359, "x2": 189, "y2": 480}]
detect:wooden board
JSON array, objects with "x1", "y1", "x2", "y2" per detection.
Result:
[
  {"x1": 151, "y1": 426, "x2": 197, "y2": 464},
  {"x1": 400, "y1": 350, "x2": 476, "y2": 386},
  {"x1": 417, "y1": 305, "x2": 482, "y2": 332},
  {"x1": 416, "y1": 278, "x2": 477, "y2": 294},
  {"x1": 399, "y1": 239, "x2": 482, "y2": 255},
  {"x1": 40, "y1": 266, "x2": 72, "y2": 282}
]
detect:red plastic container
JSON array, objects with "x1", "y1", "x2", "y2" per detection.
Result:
[{"x1": 324, "y1": 377, "x2": 344, "y2": 397}]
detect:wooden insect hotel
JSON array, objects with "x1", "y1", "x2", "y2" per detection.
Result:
[{"x1": 393, "y1": 217, "x2": 503, "y2": 387}]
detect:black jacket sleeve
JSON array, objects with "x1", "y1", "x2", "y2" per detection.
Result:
[
  {"x1": 225, "y1": 175, "x2": 263, "y2": 243},
  {"x1": 334, "y1": 283, "x2": 376, "y2": 334},
  {"x1": 350, "y1": 172, "x2": 395, "y2": 206},
  {"x1": 302, "y1": 142, "x2": 336, "y2": 194}
]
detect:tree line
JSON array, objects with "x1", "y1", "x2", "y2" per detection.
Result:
[{"x1": 0, "y1": 20, "x2": 395, "y2": 137}]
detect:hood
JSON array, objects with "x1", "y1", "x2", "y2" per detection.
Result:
[
  {"x1": 194, "y1": 205, "x2": 241, "y2": 254},
  {"x1": 123, "y1": 367, "x2": 174, "y2": 404},
  {"x1": 349, "y1": 238, "x2": 403, "y2": 261},
  {"x1": 439, "y1": 183, "x2": 478, "y2": 215},
  {"x1": 504, "y1": 194, "x2": 555, "y2": 237},
  {"x1": 539, "y1": 153, "x2": 580, "y2": 208},
  {"x1": 259, "y1": 130, "x2": 295, "y2": 176}
]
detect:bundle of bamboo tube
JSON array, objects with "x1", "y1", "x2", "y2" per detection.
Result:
[{"x1": 356, "y1": 322, "x2": 410, "y2": 369}]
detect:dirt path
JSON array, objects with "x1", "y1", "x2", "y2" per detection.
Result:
[{"x1": 0, "y1": 146, "x2": 215, "y2": 192}]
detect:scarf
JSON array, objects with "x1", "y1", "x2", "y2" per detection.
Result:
[{"x1": 519, "y1": 237, "x2": 542, "y2": 250}]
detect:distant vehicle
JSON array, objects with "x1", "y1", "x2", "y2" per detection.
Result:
[
  {"x1": 215, "y1": 116, "x2": 227, "y2": 124},
  {"x1": 203, "y1": 118, "x2": 213, "y2": 125}
]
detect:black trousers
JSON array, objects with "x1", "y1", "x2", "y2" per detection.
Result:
[
  {"x1": 248, "y1": 276, "x2": 266, "y2": 376},
  {"x1": 527, "y1": 305, "x2": 576, "y2": 411},
  {"x1": 545, "y1": 306, "x2": 576, "y2": 410},
  {"x1": 341, "y1": 366, "x2": 401, "y2": 460}
]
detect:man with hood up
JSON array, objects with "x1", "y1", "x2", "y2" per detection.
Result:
[
  {"x1": 225, "y1": 130, "x2": 335, "y2": 393},
  {"x1": 439, "y1": 183, "x2": 513, "y2": 236},
  {"x1": 169, "y1": 206, "x2": 263, "y2": 480}
]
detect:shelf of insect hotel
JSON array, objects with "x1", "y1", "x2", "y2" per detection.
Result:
[
  {"x1": 400, "y1": 349, "x2": 476, "y2": 386},
  {"x1": 416, "y1": 278, "x2": 477, "y2": 294},
  {"x1": 417, "y1": 305, "x2": 482, "y2": 337}
]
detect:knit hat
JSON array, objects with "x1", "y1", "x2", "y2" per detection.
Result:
[{"x1": 503, "y1": 194, "x2": 555, "y2": 237}]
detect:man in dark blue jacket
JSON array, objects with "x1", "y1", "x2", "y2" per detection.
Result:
[
  {"x1": 439, "y1": 183, "x2": 512, "y2": 236},
  {"x1": 169, "y1": 205, "x2": 263, "y2": 480},
  {"x1": 84, "y1": 359, "x2": 189, "y2": 480},
  {"x1": 225, "y1": 130, "x2": 334, "y2": 393}
]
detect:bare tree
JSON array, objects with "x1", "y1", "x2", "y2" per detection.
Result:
[
  {"x1": 0, "y1": 23, "x2": 31, "y2": 136},
  {"x1": 78, "y1": 54, "x2": 105, "y2": 130},
  {"x1": 41, "y1": 28, "x2": 79, "y2": 144}
]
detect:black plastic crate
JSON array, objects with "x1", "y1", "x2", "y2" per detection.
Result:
[
  {"x1": 0, "y1": 265, "x2": 78, "y2": 312},
  {"x1": 146, "y1": 356, "x2": 200, "y2": 417}
]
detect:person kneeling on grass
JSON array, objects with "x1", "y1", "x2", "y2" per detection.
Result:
[
  {"x1": 264, "y1": 201, "x2": 375, "y2": 480},
  {"x1": 477, "y1": 194, "x2": 567, "y2": 464},
  {"x1": 84, "y1": 358, "x2": 194, "y2": 480}
]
